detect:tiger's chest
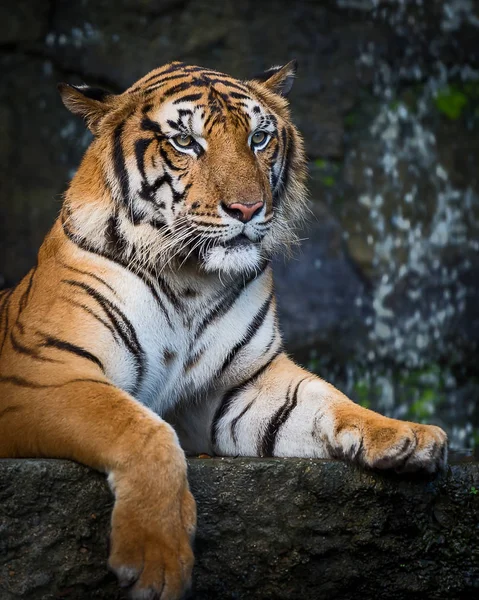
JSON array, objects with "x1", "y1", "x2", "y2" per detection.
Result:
[{"x1": 99, "y1": 262, "x2": 275, "y2": 414}]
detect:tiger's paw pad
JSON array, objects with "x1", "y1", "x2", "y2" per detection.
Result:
[{"x1": 362, "y1": 420, "x2": 448, "y2": 473}]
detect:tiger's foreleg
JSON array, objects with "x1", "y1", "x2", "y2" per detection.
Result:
[
  {"x1": 0, "y1": 378, "x2": 195, "y2": 600},
  {"x1": 211, "y1": 353, "x2": 447, "y2": 472}
]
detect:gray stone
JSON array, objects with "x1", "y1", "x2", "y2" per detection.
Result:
[
  {"x1": 0, "y1": 0, "x2": 49, "y2": 45},
  {"x1": 0, "y1": 458, "x2": 478, "y2": 599}
]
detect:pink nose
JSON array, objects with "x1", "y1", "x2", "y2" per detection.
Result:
[{"x1": 222, "y1": 201, "x2": 264, "y2": 223}]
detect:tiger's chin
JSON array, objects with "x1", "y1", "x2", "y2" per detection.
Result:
[{"x1": 200, "y1": 239, "x2": 264, "y2": 276}]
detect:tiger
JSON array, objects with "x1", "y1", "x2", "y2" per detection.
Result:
[{"x1": 0, "y1": 60, "x2": 447, "y2": 600}]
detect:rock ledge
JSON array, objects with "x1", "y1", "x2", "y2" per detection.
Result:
[{"x1": 0, "y1": 458, "x2": 478, "y2": 599}]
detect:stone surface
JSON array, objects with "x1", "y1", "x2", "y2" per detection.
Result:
[
  {"x1": 0, "y1": 0, "x2": 478, "y2": 446},
  {"x1": 0, "y1": 458, "x2": 478, "y2": 599},
  {"x1": 0, "y1": 0, "x2": 49, "y2": 45}
]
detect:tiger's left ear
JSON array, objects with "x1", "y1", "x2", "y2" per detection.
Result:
[
  {"x1": 57, "y1": 83, "x2": 115, "y2": 134},
  {"x1": 250, "y1": 60, "x2": 297, "y2": 97}
]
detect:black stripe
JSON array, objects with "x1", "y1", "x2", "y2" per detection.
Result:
[
  {"x1": 62, "y1": 278, "x2": 142, "y2": 352},
  {"x1": 104, "y1": 214, "x2": 128, "y2": 257},
  {"x1": 259, "y1": 378, "x2": 306, "y2": 457},
  {"x1": 140, "y1": 117, "x2": 165, "y2": 136},
  {"x1": 203, "y1": 112, "x2": 215, "y2": 132},
  {"x1": 112, "y1": 121, "x2": 129, "y2": 203},
  {"x1": 149, "y1": 218, "x2": 167, "y2": 229},
  {"x1": 166, "y1": 119, "x2": 180, "y2": 131},
  {"x1": 63, "y1": 298, "x2": 120, "y2": 342},
  {"x1": 162, "y1": 80, "x2": 199, "y2": 99},
  {"x1": 0, "y1": 289, "x2": 13, "y2": 322},
  {"x1": 229, "y1": 91, "x2": 250, "y2": 100},
  {"x1": 61, "y1": 279, "x2": 145, "y2": 391},
  {"x1": 8, "y1": 268, "x2": 37, "y2": 354},
  {"x1": 158, "y1": 145, "x2": 182, "y2": 172},
  {"x1": 0, "y1": 289, "x2": 13, "y2": 356},
  {"x1": 262, "y1": 330, "x2": 277, "y2": 358},
  {"x1": 134, "y1": 138, "x2": 153, "y2": 179},
  {"x1": 211, "y1": 350, "x2": 282, "y2": 451},
  {"x1": 230, "y1": 400, "x2": 254, "y2": 445},
  {"x1": 216, "y1": 290, "x2": 273, "y2": 378},
  {"x1": 0, "y1": 405, "x2": 22, "y2": 419},
  {"x1": 128, "y1": 62, "x2": 187, "y2": 92},
  {"x1": 184, "y1": 282, "x2": 245, "y2": 370},
  {"x1": 194, "y1": 283, "x2": 242, "y2": 339},
  {"x1": 60, "y1": 262, "x2": 118, "y2": 295},
  {"x1": 62, "y1": 220, "x2": 173, "y2": 328},
  {"x1": 192, "y1": 221, "x2": 229, "y2": 228},
  {"x1": 143, "y1": 72, "x2": 193, "y2": 92},
  {"x1": 230, "y1": 351, "x2": 283, "y2": 445},
  {"x1": 173, "y1": 93, "x2": 203, "y2": 104},
  {"x1": 42, "y1": 335, "x2": 104, "y2": 372},
  {"x1": 278, "y1": 126, "x2": 294, "y2": 203},
  {"x1": 142, "y1": 71, "x2": 200, "y2": 93},
  {"x1": 10, "y1": 329, "x2": 59, "y2": 363},
  {"x1": 19, "y1": 268, "x2": 36, "y2": 313},
  {"x1": 157, "y1": 275, "x2": 181, "y2": 311},
  {"x1": 211, "y1": 387, "x2": 241, "y2": 451},
  {"x1": 0, "y1": 376, "x2": 114, "y2": 389},
  {"x1": 206, "y1": 78, "x2": 249, "y2": 94},
  {"x1": 140, "y1": 173, "x2": 183, "y2": 207}
]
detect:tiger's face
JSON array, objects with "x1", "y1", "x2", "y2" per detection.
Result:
[{"x1": 60, "y1": 61, "x2": 307, "y2": 276}]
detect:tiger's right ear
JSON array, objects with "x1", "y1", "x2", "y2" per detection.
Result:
[{"x1": 58, "y1": 83, "x2": 115, "y2": 134}]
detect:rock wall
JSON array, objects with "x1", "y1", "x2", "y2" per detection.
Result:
[
  {"x1": 0, "y1": 0, "x2": 478, "y2": 446},
  {"x1": 0, "y1": 458, "x2": 478, "y2": 599}
]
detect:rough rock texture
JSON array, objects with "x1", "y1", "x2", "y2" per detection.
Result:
[
  {"x1": 0, "y1": 1, "x2": 478, "y2": 444},
  {"x1": 0, "y1": 458, "x2": 478, "y2": 599}
]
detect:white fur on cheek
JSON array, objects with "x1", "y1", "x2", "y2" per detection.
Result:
[{"x1": 202, "y1": 245, "x2": 262, "y2": 274}]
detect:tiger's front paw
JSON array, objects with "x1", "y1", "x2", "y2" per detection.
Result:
[
  {"x1": 108, "y1": 443, "x2": 196, "y2": 599},
  {"x1": 335, "y1": 412, "x2": 448, "y2": 473},
  {"x1": 109, "y1": 485, "x2": 195, "y2": 600}
]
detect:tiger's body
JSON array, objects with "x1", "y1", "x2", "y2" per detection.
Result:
[{"x1": 0, "y1": 61, "x2": 447, "y2": 600}]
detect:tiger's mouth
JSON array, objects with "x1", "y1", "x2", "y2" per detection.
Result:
[
  {"x1": 181, "y1": 230, "x2": 265, "y2": 275},
  {"x1": 221, "y1": 233, "x2": 256, "y2": 248}
]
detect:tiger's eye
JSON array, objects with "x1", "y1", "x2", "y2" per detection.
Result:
[
  {"x1": 174, "y1": 134, "x2": 194, "y2": 148},
  {"x1": 251, "y1": 131, "x2": 267, "y2": 146}
]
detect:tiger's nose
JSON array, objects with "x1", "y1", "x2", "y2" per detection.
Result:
[{"x1": 221, "y1": 201, "x2": 264, "y2": 223}]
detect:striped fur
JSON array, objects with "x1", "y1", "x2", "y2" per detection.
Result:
[{"x1": 0, "y1": 61, "x2": 447, "y2": 600}]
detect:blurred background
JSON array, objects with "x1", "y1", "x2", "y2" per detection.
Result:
[{"x1": 0, "y1": 0, "x2": 478, "y2": 451}]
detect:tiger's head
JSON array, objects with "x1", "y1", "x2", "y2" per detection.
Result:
[{"x1": 60, "y1": 61, "x2": 307, "y2": 276}]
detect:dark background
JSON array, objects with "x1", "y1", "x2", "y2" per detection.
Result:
[{"x1": 1, "y1": 0, "x2": 478, "y2": 449}]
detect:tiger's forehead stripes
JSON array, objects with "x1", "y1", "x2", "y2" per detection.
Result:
[
  {"x1": 149, "y1": 90, "x2": 265, "y2": 141},
  {"x1": 144, "y1": 100, "x2": 276, "y2": 149},
  {"x1": 128, "y1": 64, "x2": 274, "y2": 137},
  {"x1": 156, "y1": 101, "x2": 207, "y2": 141}
]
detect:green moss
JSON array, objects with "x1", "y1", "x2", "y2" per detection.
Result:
[
  {"x1": 408, "y1": 389, "x2": 436, "y2": 420},
  {"x1": 320, "y1": 175, "x2": 336, "y2": 187},
  {"x1": 344, "y1": 112, "x2": 358, "y2": 128},
  {"x1": 434, "y1": 86, "x2": 469, "y2": 120},
  {"x1": 353, "y1": 380, "x2": 371, "y2": 409},
  {"x1": 388, "y1": 100, "x2": 400, "y2": 111},
  {"x1": 314, "y1": 158, "x2": 327, "y2": 169},
  {"x1": 308, "y1": 357, "x2": 478, "y2": 450}
]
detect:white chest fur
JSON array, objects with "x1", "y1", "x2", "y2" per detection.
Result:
[{"x1": 83, "y1": 252, "x2": 277, "y2": 415}]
